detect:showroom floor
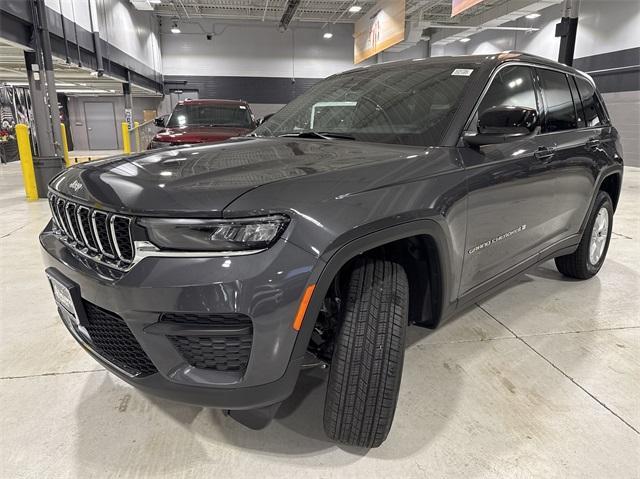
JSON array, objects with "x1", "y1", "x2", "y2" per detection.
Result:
[{"x1": 1, "y1": 162, "x2": 638, "y2": 478}]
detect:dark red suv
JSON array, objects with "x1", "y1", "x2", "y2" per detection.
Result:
[{"x1": 148, "y1": 99, "x2": 256, "y2": 149}]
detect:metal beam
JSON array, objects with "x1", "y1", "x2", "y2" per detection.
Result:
[{"x1": 556, "y1": 0, "x2": 580, "y2": 66}]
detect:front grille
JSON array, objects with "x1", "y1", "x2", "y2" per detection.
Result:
[
  {"x1": 83, "y1": 301, "x2": 157, "y2": 376},
  {"x1": 48, "y1": 193, "x2": 135, "y2": 270},
  {"x1": 163, "y1": 313, "x2": 253, "y2": 372},
  {"x1": 169, "y1": 335, "x2": 253, "y2": 372}
]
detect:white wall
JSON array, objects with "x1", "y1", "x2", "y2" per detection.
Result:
[
  {"x1": 161, "y1": 21, "x2": 355, "y2": 78},
  {"x1": 461, "y1": 0, "x2": 640, "y2": 61},
  {"x1": 46, "y1": 0, "x2": 161, "y2": 74}
]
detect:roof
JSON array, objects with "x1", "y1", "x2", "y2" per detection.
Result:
[
  {"x1": 177, "y1": 99, "x2": 249, "y2": 106},
  {"x1": 337, "y1": 51, "x2": 587, "y2": 79}
]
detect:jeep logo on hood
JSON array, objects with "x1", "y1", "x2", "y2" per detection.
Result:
[{"x1": 68, "y1": 180, "x2": 83, "y2": 192}]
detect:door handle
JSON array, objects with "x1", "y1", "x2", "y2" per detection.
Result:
[
  {"x1": 586, "y1": 138, "x2": 601, "y2": 150},
  {"x1": 534, "y1": 146, "x2": 555, "y2": 161}
]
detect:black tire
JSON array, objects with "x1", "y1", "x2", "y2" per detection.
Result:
[
  {"x1": 555, "y1": 190, "x2": 614, "y2": 279},
  {"x1": 323, "y1": 258, "x2": 409, "y2": 448}
]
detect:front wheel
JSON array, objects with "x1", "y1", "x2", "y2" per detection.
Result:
[
  {"x1": 555, "y1": 190, "x2": 614, "y2": 279},
  {"x1": 323, "y1": 258, "x2": 408, "y2": 448}
]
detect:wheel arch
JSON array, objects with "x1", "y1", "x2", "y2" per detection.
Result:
[
  {"x1": 289, "y1": 219, "x2": 455, "y2": 361},
  {"x1": 599, "y1": 171, "x2": 622, "y2": 211}
]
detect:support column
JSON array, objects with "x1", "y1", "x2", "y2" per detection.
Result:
[
  {"x1": 556, "y1": 0, "x2": 580, "y2": 66},
  {"x1": 123, "y1": 72, "x2": 133, "y2": 128},
  {"x1": 31, "y1": 0, "x2": 63, "y2": 156},
  {"x1": 24, "y1": 51, "x2": 54, "y2": 157}
]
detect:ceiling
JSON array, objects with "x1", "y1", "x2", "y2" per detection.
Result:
[
  {"x1": 0, "y1": 39, "x2": 160, "y2": 97},
  {"x1": 149, "y1": 0, "x2": 559, "y2": 45},
  {"x1": 151, "y1": 0, "x2": 517, "y2": 24}
]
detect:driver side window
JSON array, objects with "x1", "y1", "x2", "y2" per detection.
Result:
[{"x1": 472, "y1": 66, "x2": 539, "y2": 131}]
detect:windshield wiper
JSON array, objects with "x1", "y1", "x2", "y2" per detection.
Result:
[{"x1": 277, "y1": 131, "x2": 355, "y2": 140}]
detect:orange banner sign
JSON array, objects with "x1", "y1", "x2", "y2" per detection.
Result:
[
  {"x1": 354, "y1": 0, "x2": 406, "y2": 64},
  {"x1": 451, "y1": 0, "x2": 485, "y2": 17}
]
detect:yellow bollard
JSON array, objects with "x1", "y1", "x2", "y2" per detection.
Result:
[
  {"x1": 60, "y1": 123, "x2": 70, "y2": 167},
  {"x1": 134, "y1": 121, "x2": 140, "y2": 153},
  {"x1": 15, "y1": 124, "x2": 38, "y2": 200},
  {"x1": 121, "y1": 121, "x2": 131, "y2": 154}
]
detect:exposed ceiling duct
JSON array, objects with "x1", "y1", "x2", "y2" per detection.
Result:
[{"x1": 278, "y1": 0, "x2": 302, "y2": 31}]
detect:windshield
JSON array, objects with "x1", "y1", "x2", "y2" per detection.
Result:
[
  {"x1": 167, "y1": 104, "x2": 252, "y2": 128},
  {"x1": 254, "y1": 63, "x2": 476, "y2": 146}
]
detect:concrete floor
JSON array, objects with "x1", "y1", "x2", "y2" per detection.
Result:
[{"x1": 1, "y1": 162, "x2": 638, "y2": 478}]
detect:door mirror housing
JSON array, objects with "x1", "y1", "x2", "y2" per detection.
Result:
[
  {"x1": 257, "y1": 113, "x2": 275, "y2": 126},
  {"x1": 464, "y1": 106, "x2": 538, "y2": 146},
  {"x1": 154, "y1": 116, "x2": 166, "y2": 128}
]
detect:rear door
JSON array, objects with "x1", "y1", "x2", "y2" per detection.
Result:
[
  {"x1": 459, "y1": 65, "x2": 558, "y2": 295},
  {"x1": 534, "y1": 69, "x2": 610, "y2": 240}
]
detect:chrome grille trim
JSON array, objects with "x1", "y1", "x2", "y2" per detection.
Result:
[
  {"x1": 109, "y1": 215, "x2": 134, "y2": 262},
  {"x1": 55, "y1": 197, "x2": 71, "y2": 236},
  {"x1": 76, "y1": 206, "x2": 98, "y2": 252},
  {"x1": 48, "y1": 192, "x2": 134, "y2": 270},
  {"x1": 65, "y1": 202, "x2": 82, "y2": 244},
  {"x1": 91, "y1": 210, "x2": 116, "y2": 259}
]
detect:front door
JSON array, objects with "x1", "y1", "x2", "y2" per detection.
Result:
[
  {"x1": 459, "y1": 65, "x2": 557, "y2": 295},
  {"x1": 84, "y1": 102, "x2": 118, "y2": 150}
]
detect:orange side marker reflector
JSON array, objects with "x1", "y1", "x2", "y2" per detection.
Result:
[{"x1": 293, "y1": 284, "x2": 316, "y2": 331}]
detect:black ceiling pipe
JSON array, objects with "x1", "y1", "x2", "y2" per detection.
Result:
[
  {"x1": 556, "y1": 0, "x2": 580, "y2": 66},
  {"x1": 278, "y1": 0, "x2": 302, "y2": 32},
  {"x1": 87, "y1": 0, "x2": 104, "y2": 76}
]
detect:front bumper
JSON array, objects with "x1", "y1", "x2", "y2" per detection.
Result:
[{"x1": 40, "y1": 222, "x2": 320, "y2": 409}]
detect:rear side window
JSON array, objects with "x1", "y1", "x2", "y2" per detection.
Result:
[
  {"x1": 575, "y1": 76, "x2": 606, "y2": 127},
  {"x1": 539, "y1": 69, "x2": 577, "y2": 132},
  {"x1": 568, "y1": 76, "x2": 585, "y2": 128},
  {"x1": 478, "y1": 66, "x2": 538, "y2": 115}
]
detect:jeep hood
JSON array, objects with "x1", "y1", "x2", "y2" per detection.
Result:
[{"x1": 49, "y1": 137, "x2": 421, "y2": 216}]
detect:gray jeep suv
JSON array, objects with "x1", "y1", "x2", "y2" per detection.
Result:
[{"x1": 41, "y1": 52, "x2": 623, "y2": 448}]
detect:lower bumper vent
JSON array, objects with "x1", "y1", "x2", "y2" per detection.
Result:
[
  {"x1": 83, "y1": 301, "x2": 157, "y2": 376},
  {"x1": 162, "y1": 313, "x2": 253, "y2": 372}
]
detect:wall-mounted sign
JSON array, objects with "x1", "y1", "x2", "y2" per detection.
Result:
[
  {"x1": 451, "y1": 0, "x2": 485, "y2": 17},
  {"x1": 354, "y1": 0, "x2": 406, "y2": 64}
]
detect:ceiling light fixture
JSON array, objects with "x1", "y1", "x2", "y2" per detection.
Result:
[
  {"x1": 525, "y1": 13, "x2": 541, "y2": 19},
  {"x1": 459, "y1": 37, "x2": 471, "y2": 43},
  {"x1": 348, "y1": 4, "x2": 362, "y2": 13},
  {"x1": 149, "y1": 0, "x2": 161, "y2": 4},
  {"x1": 170, "y1": 22, "x2": 181, "y2": 34},
  {"x1": 323, "y1": 31, "x2": 333, "y2": 39}
]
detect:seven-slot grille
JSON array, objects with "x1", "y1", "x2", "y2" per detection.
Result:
[{"x1": 48, "y1": 193, "x2": 135, "y2": 269}]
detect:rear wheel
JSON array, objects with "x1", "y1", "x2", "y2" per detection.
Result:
[
  {"x1": 555, "y1": 191, "x2": 613, "y2": 279},
  {"x1": 323, "y1": 258, "x2": 408, "y2": 448}
]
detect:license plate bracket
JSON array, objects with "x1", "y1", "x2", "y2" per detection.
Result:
[{"x1": 46, "y1": 267, "x2": 88, "y2": 329}]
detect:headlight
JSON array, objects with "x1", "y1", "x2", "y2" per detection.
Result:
[{"x1": 138, "y1": 215, "x2": 289, "y2": 251}]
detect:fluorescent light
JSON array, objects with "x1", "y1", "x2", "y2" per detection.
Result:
[
  {"x1": 149, "y1": 0, "x2": 161, "y2": 4},
  {"x1": 323, "y1": 31, "x2": 333, "y2": 39},
  {"x1": 348, "y1": 5, "x2": 362, "y2": 13},
  {"x1": 459, "y1": 37, "x2": 471, "y2": 43},
  {"x1": 170, "y1": 23, "x2": 181, "y2": 34},
  {"x1": 58, "y1": 89, "x2": 108, "y2": 93},
  {"x1": 525, "y1": 13, "x2": 541, "y2": 19}
]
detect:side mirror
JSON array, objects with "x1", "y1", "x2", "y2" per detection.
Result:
[
  {"x1": 257, "y1": 113, "x2": 275, "y2": 126},
  {"x1": 464, "y1": 106, "x2": 538, "y2": 146},
  {"x1": 154, "y1": 116, "x2": 166, "y2": 127}
]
